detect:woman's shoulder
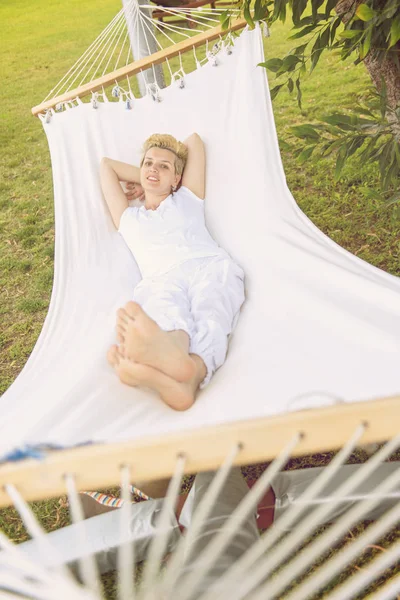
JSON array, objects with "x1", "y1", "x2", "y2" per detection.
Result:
[
  {"x1": 118, "y1": 205, "x2": 138, "y2": 231},
  {"x1": 177, "y1": 185, "x2": 204, "y2": 203}
]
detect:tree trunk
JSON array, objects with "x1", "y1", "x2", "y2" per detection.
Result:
[{"x1": 336, "y1": 0, "x2": 400, "y2": 110}]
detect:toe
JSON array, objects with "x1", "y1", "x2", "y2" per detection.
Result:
[
  {"x1": 117, "y1": 308, "x2": 130, "y2": 324},
  {"x1": 116, "y1": 325, "x2": 125, "y2": 343},
  {"x1": 125, "y1": 301, "x2": 143, "y2": 319},
  {"x1": 107, "y1": 345, "x2": 120, "y2": 367}
]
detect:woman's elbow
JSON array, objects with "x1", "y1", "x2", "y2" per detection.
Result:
[
  {"x1": 185, "y1": 132, "x2": 201, "y2": 144},
  {"x1": 100, "y1": 158, "x2": 114, "y2": 178}
]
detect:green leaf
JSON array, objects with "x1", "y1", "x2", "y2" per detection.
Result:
[
  {"x1": 335, "y1": 146, "x2": 347, "y2": 180},
  {"x1": 298, "y1": 145, "x2": 316, "y2": 163},
  {"x1": 219, "y1": 11, "x2": 230, "y2": 30},
  {"x1": 272, "y1": 0, "x2": 283, "y2": 21},
  {"x1": 292, "y1": 0, "x2": 308, "y2": 27},
  {"x1": 352, "y1": 106, "x2": 375, "y2": 118},
  {"x1": 389, "y1": 15, "x2": 400, "y2": 47},
  {"x1": 320, "y1": 25, "x2": 331, "y2": 48},
  {"x1": 273, "y1": 0, "x2": 286, "y2": 23},
  {"x1": 297, "y1": 16, "x2": 314, "y2": 27},
  {"x1": 310, "y1": 35, "x2": 323, "y2": 73},
  {"x1": 358, "y1": 137, "x2": 378, "y2": 163},
  {"x1": 296, "y1": 77, "x2": 302, "y2": 109},
  {"x1": 340, "y1": 29, "x2": 360, "y2": 39},
  {"x1": 355, "y1": 4, "x2": 376, "y2": 21},
  {"x1": 287, "y1": 78, "x2": 294, "y2": 93},
  {"x1": 293, "y1": 43, "x2": 308, "y2": 56},
  {"x1": 243, "y1": 1, "x2": 255, "y2": 29},
  {"x1": 259, "y1": 58, "x2": 283, "y2": 72},
  {"x1": 382, "y1": 155, "x2": 398, "y2": 191},
  {"x1": 330, "y1": 17, "x2": 341, "y2": 44},
  {"x1": 289, "y1": 25, "x2": 316, "y2": 39},
  {"x1": 270, "y1": 84, "x2": 284, "y2": 100},
  {"x1": 321, "y1": 114, "x2": 356, "y2": 130},
  {"x1": 311, "y1": 0, "x2": 324, "y2": 23},
  {"x1": 282, "y1": 54, "x2": 301, "y2": 71},
  {"x1": 320, "y1": 138, "x2": 347, "y2": 158},
  {"x1": 359, "y1": 28, "x2": 372, "y2": 60},
  {"x1": 291, "y1": 124, "x2": 320, "y2": 140},
  {"x1": 346, "y1": 136, "x2": 365, "y2": 158},
  {"x1": 382, "y1": 0, "x2": 398, "y2": 20},
  {"x1": 325, "y1": 0, "x2": 338, "y2": 19},
  {"x1": 379, "y1": 141, "x2": 392, "y2": 187},
  {"x1": 279, "y1": 139, "x2": 291, "y2": 151},
  {"x1": 253, "y1": 0, "x2": 269, "y2": 21}
]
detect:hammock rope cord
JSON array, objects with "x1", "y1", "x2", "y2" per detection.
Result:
[
  {"x1": 118, "y1": 464, "x2": 135, "y2": 600},
  {"x1": 201, "y1": 429, "x2": 400, "y2": 600},
  {"x1": 2, "y1": 439, "x2": 400, "y2": 599},
  {"x1": 65, "y1": 473, "x2": 102, "y2": 595},
  {"x1": 192, "y1": 424, "x2": 366, "y2": 600},
  {"x1": 41, "y1": 0, "x2": 240, "y2": 110}
]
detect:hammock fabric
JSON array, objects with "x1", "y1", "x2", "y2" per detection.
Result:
[{"x1": 1, "y1": 25, "x2": 400, "y2": 459}]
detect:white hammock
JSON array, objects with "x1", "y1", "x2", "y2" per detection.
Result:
[
  {"x1": 1, "y1": 25, "x2": 399, "y2": 458},
  {"x1": 1, "y1": 7, "x2": 400, "y2": 598}
]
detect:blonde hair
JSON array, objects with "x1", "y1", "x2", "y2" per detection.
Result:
[{"x1": 141, "y1": 133, "x2": 188, "y2": 176}]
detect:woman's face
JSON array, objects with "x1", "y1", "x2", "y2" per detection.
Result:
[{"x1": 140, "y1": 147, "x2": 181, "y2": 195}]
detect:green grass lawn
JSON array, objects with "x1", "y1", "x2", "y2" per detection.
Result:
[{"x1": 0, "y1": 1, "x2": 399, "y2": 597}]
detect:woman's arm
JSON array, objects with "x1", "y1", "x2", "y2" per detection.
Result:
[
  {"x1": 181, "y1": 133, "x2": 206, "y2": 200},
  {"x1": 100, "y1": 158, "x2": 141, "y2": 229}
]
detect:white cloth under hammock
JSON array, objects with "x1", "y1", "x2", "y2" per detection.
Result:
[{"x1": 1, "y1": 25, "x2": 400, "y2": 458}]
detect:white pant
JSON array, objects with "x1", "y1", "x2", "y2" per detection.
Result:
[{"x1": 132, "y1": 256, "x2": 246, "y2": 389}]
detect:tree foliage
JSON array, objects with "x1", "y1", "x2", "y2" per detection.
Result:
[{"x1": 221, "y1": 0, "x2": 400, "y2": 215}]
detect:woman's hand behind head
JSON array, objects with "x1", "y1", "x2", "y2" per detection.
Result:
[{"x1": 125, "y1": 181, "x2": 145, "y2": 202}]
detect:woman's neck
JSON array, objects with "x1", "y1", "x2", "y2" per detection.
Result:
[{"x1": 144, "y1": 191, "x2": 171, "y2": 210}]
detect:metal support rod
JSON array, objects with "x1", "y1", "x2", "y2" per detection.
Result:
[{"x1": 122, "y1": 0, "x2": 165, "y2": 95}]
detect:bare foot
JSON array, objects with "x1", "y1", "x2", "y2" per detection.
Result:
[
  {"x1": 107, "y1": 344, "x2": 141, "y2": 387},
  {"x1": 116, "y1": 301, "x2": 196, "y2": 383},
  {"x1": 115, "y1": 356, "x2": 197, "y2": 411}
]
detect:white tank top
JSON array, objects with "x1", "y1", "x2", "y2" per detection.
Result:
[{"x1": 118, "y1": 185, "x2": 231, "y2": 278}]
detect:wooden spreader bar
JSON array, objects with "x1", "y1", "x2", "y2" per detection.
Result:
[
  {"x1": 0, "y1": 395, "x2": 399, "y2": 508},
  {"x1": 31, "y1": 17, "x2": 247, "y2": 117}
]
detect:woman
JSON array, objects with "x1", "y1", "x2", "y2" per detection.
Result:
[{"x1": 100, "y1": 132, "x2": 245, "y2": 411}]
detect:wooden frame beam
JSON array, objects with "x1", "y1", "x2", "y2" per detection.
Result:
[
  {"x1": 0, "y1": 395, "x2": 399, "y2": 508},
  {"x1": 31, "y1": 17, "x2": 247, "y2": 117}
]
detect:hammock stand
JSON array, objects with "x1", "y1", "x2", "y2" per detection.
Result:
[
  {"x1": 1, "y1": 7, "x2": 400, "y2": 599},
  {"x1": 152, "y1": 0, "x2": 216, "y2": 26},
  {"x1": 151, "y1": 0, "x2": 240, "y2": 26}
]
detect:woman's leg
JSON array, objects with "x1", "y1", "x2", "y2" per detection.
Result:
[
  {"x1": 116, "y1": 302, "x2": 197, "y2": 382},
  {"x1": 188, "y1": 257, "x2": 246, "y2": 390},
  {"x1": 114, "y1": 270, "x2": 198, "y2": 382},
  {"x1": 108, "y1": 260, "x2": 224, "y2": 408},
  {"x1": 166, "y1": 330, "x2": 209, "y2": 388}
]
